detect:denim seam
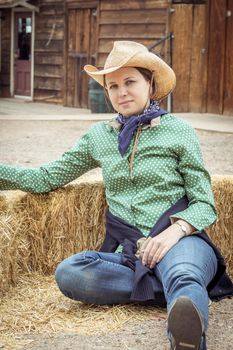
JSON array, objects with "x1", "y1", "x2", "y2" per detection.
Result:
[
  {"x1": 156, "y1": 264, "x2": 168, "y2": 295},
  {"x1": 82, "y1": 251, "x2": 130, "y2": 270},
  {"x1": 97, "y1": 258, "x2": 132, "y2": 271}
]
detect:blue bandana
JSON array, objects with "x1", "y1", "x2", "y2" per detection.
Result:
[{"x1": 116, "y1": 101, "x2": 166, "y2": 156}]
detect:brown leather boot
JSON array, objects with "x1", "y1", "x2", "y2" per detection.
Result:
[{"x1": 168, "y1": 296, "x2": 206, "y2": 350}]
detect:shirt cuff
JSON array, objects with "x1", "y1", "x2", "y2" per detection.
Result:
[{"x1": 169, "y1": 202, "x2": 217, "y2": 231}]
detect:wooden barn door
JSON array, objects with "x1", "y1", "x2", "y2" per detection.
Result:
[
  {"x1": 207, "y1": 0, "x2": 233, "y2": 115},
  {"x1": 170, "y1": 3, "x2": 209, "y2": 113},
  {"x1": 66, "y1": 6, "x2": 97, "y2": 108}
]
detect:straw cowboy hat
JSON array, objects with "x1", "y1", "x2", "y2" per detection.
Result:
[{"x1": 84, "y1": 41, "x2": 176, "y2": 101}]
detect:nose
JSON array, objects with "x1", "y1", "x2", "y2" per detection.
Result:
[{"x1": 118, "y1": 84, "x2": 127, "y2": 98}]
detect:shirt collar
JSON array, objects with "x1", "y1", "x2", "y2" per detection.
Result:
[{"x1": 108, "y1": 116, "x2": 161, "y2": 130}]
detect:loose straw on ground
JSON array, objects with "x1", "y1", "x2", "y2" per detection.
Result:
[{"x1": 0, "y1": 273, "x2": 166, "y2": 350}]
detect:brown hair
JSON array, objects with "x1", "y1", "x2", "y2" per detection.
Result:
[{"x1": 135, "y1": 67, "x2": 156, "y2": 96}]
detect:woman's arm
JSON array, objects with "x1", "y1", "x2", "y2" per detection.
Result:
[
  {"x1": 170, "y1": 123, "x2": 217, "y2": 231},
  {"x1": 142, "y1": 121, "x2": 217, "y2": 268},
  {"x1": 0, "y1": 132, "x2": 99, "y2": 193}
]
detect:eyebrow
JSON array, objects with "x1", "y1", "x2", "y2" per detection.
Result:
[{"x1": 106, "y1": 76, "x2": 136, "y2": 85}]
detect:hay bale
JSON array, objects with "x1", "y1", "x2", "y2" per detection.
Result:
[
  {"x1": 0, "y1": 176, "x2": 233, "y2": 298},
  {"x1": 0, "y1": 193, "x2": 7, "y2": 212},
  {"x1": 0, "y1": 182, "x2": 107, "y2": 296},
  {"x1": 10, "y1": 182, "x2": 107, "y2": 275},
  {"x1": 0, "y1": 193, "x2": 22, "y2": 296},
  {"x1": 206, "y1": 175, "x2": 233, "y2": 278}
]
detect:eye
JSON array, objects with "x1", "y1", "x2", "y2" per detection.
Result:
[
  {"x1": 108, "y1": 84, "x2": 117, "y2": 90},
  {"x1": 125, "y1": 80, "x2": 135, "y2": 86}
]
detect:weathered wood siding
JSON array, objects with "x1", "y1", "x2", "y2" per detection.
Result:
[
  {"x1": 0, "y1": 9, "x2": 11, "y2": 97},
  {"x1": 65, "y1": 2, "x2": 97, "y2": 108},
  {"x1": 32, "y1": 0, "x2": 65, "y2": 104},
  {"x1": 170, "y1": 0, "x2": 233, "y2": 115},
  {"x1": 97, "y1": 0, "x2": 170, "y2": 67},
  {"x1": 206, "y1": 0, "x2": 226, "y2": 114},
  {"x1": 170, "y1": 3, "x2": 208, "y2": 112}
]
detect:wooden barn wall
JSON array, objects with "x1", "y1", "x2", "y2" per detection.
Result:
[
  {"x1": 170, "y1": 0, "x2": 233, "y2": 115},
  {"x1": 97, "y1": 0, "x2": 170, "y2": 68},
  {"x1": 170, "y1": 3, "x2": 208, "y2": 113},
  {"x1": 32, "y1": 0, "x2": 65, "y2": 104},
  {"x1": 0, "y1": 9, "x2": 11, "y2": 97},
  {"x1": 207, "y1": 0, "x2": 233, "y2": 116}
]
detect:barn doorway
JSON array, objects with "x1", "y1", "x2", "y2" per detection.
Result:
[{"x1": 14, "y1": 12, "x2": 33, "y2": 97}]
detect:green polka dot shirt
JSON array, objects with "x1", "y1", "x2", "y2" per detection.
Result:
[{"x1": 0, "y1": 114, "x2": 217, "y2": 234}]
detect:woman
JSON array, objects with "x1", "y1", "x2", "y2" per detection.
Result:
[{"x1": 0, "y1": 41, "x2": 232, "y2": 350}]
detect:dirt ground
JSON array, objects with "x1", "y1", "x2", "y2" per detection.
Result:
[
  {"x1": 0, "y1": 119, "x2": 233, "y2": 350},
  {"x1": 0, "y1": 119, "x2": 233, "y2": 175}
]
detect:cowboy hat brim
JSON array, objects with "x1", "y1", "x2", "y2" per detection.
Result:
[{"x1": 84, "y1": 51, "x2": 176, "y2": 101}]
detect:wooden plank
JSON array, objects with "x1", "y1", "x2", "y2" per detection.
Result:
[
  {"x1": 68, "y1": 9, "x2": 76, "y2": 51},
  {"x1": 81, "y1": 9, "x2": 91, "y2": 107},
  {"x1": 98, "y1": 34, "x2": 167, "y2": 40},
  {"x1": 35, "y1": 30, "x2": 64, "y2": 41},
  {"x1": 170, "y1": 4, "x2": 193, "y2": 112},
  {"x1": 35, "y1": 17, "x2": 65, "y2": 28},
  {"x1": 66, "y1": 0, "x2": 98, "y2": 9},
  {"x1": 35, "y1": 54, "x2": 63, "y2": 65},
  {"x1": 98, "y1": 38, "x2": 166, "y2": 53},
  {"x1": 100, "y1": 0, "x2": 169, "y2": 10},
  {"x1": 76, "y1": 8, "x2": 92, "y2": 107},
  {"x1": 34, "y1": 40, "x2": 64, "y2": 52},
  {"x1": 223, "y1": 0, "x2": 233, "y2": 115},
  {"x1": 99, "y1": 9, "x2": 167, "y2": 24},
  {"x1": 188, "y1": 3, "x2": 208, "y2": 112},
  {"x1": 39, "y1": 0, "x2": 65, "y2": 4},
  {"x1": 34, "y1": 76, "x2": 62, "y2": 91},
  {"x1": 99, "y1": 23, "x2": 166, "y2": 37},
  {"x1": 0, "y1": 73, "x2": 10, "y2": 84},
  {"x1": 34, "y1": 64, "x2": 63, "y2": 78},
  {"x1": 207, "y1": 0, "x2": 226, "y2": 114},
  {"x1": 67, "y1": 8, "x2": 78, "y2": 106},
  {"x1": 0, "y1": 9, "x2": 11, "y2": 97},
  {"x1": 0, "y1": 86, "x2": 11, "y2": 97},
  {"x1": 39, "y1": 3, "x2": 65, "y2": 15},
  {"x1": 90, "y1": 7, "x2": 97, "y2": 58},
  {"x1": 75, "y1": 8, "x2": 82, "y2": 52},
  {"x1": 74, "y1": 8, "x2": 92, "y2": 52},
  {"x1": 33, "y1": 89, "x2": 62, "y2": 104},
  {"x1": 1, "y1": 54, "x2": 11, "y2": 67},
  {"x1": 66, "y1": 57, "x2": 76, "y2": 106}
]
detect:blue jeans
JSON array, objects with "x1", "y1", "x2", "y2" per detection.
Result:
[{"x1": 55, "y1": 236, "x2": 217, "y2": 330}]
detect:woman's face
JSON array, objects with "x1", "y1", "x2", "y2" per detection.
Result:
[{"x1": 105, "y1": 67, "x2": 151, "y2": 117}]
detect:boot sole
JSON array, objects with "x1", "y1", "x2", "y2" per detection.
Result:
[{"x1": 168, "y1": 297, "x2": 203, "y2": 350}]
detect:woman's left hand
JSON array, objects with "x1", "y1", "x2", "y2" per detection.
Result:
[{"x1": 142, "y1": 225, "x2": 185, "y2": 269}]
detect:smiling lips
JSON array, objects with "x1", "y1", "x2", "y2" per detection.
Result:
[{"x1": 119, "y1": 100, "x2": 133, "y2": 106}]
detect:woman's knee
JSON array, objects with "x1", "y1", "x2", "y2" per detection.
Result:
[
  {"x1": 158, "y1": 237, "x2": 217, "y2": 286},
  {"x1": 54, "y1": 251, "x2": 99, "y2": 293}
]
